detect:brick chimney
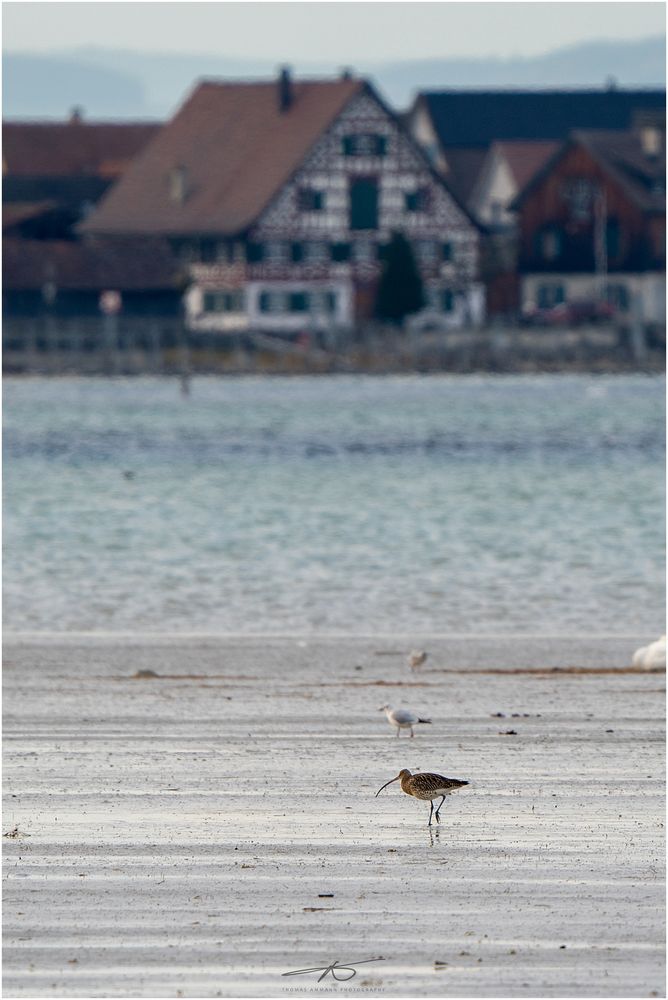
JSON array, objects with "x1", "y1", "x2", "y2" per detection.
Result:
[{"x1": 278, "y1": 66, "x2": 293, "y2": 112}]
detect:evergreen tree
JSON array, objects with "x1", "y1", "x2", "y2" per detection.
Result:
[{"x1": 374, "y1": 231, "x2": 425, "y2": 325}]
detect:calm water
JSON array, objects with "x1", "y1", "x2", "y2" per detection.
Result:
[{"x1": 3, "y1": 374, "x2": 665, "y2": 634}]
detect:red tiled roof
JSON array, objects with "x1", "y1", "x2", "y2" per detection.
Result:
[
  {"x1": 2, "y1": 121, "x2": 160, "y2": 178},
  {"x1": 3, "y1": 237, "x2": 182, "y2": 290},
  {"x1": 491, "y1": 141, "x2": 561, "y2": 191},
  {"x1": 81, "y1": 77, "x2": 364, "y2": 236}
]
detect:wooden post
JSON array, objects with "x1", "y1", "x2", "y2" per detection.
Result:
[{"x1": 179, "y1": 323, "x2": 191, "y2": 395}]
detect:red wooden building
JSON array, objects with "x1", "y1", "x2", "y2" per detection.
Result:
[{"x1": 512, "y1": 123, "x2": 665, "y2": 325}]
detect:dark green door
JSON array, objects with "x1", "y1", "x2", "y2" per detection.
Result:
[{"x1": 350, "y1": 178, "x2": 379, "y2": 230}]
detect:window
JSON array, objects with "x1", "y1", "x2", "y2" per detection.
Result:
[
  {"x1": 537, "y1": 226, "x2": 562, "y2": 262},
  {"x1": 537, "y1": 284, "x2": 565, "y2": 309},
  {"x1": 606, "y1": 218, "x2": 621, "y2": 259},
  {"x1": 311, "y1": 290, "x2": 337, "y2": 314},
  {"x1": 200, "y1": 239, "x2": 218, "y2": 264},
  {"x1": 404, "y1": 188, "x2": 431, "y2": 213},
  {"x1": 441, "y1": 290, "x2": 455, "y2": 313},
  {"x1": 259, "y1": 291, "x2": 288, "y2": 314},
  {"x1": 350, "y1": 178, "x2": 379, "y2": 230},
  {"x1": 303, "y1": 242, "x2": 328, "y2": 263},
  {"x1": 442, "y1": 242, "x2": 453, "y2": 262},
  {"x1": 415, "y1": 240, "x2": 438, "y2": 265},
  {"x1": 298, "y1": 188, "x2": 325, "y2": 211},
  {"x1": 289, "y1": 292, "x2": 308, "y2": 312},
  {"x1": 607, "y1": 284, "x2": 630, "y2": 312},
  {"x1": 257, "y1": 290, "x2": 336, "y2": 314},
  {"x1": 172, "y1": 240, "x2": 197, "y2": 264},
  {"x1": 203, "y1": 290, "x2": 245, "y2": 313},
  {"x1": 264, "y1": 241, "x2": 289, "y2": 263},
  {"x1": 331, "y1": 243, "x2": 350, "y2": 264},
  {"x1": 246, "y1": 243, "x2": 264, "y2": 263},
  {"x1": 331, "y1": 242, "x2": 351, "y2": 262},
  {"x1": 562, "y1": 178, "x2": 595, "y2": 222},
  {"x1": 342, "y1": 134, "x2": 387, "y2": 156}
]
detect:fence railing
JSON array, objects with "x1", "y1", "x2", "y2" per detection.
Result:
[{"x1": 2, "y1": 316, "x2": 663, "y2": 375}]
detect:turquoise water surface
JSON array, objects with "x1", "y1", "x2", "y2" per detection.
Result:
[{"x1": 4, "y1": 374, "x2": 665, "y2": 633}]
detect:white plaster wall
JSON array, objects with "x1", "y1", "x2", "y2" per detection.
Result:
[
  {"x1": 245, "y1": 280, "x2": 353, "y2": 331},
  {"x1": 521, "y1": 272, "x2": 666, "y2": 323},
  {"x1": 184, "y1": 285, "x2": 249, "y2": 333}
]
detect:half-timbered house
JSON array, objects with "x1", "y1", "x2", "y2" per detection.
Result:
[{"x1": 81, "y1": 71, "x2": 483, "y2": 332}]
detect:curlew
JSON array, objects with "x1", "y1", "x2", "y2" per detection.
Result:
[
  {"x1": 408, "y1": 650, "x2": 428, "y2": 671},
  {"x1": 375, "y1": 768, "x2": 468, "y2": 825},
  {"x1": 379, "y1": 705, "x2": 431, "y2": 737}
]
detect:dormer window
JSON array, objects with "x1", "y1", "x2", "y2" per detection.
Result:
[{"x1": 342, "y1": 134, "x2": 387, "y2": 156}]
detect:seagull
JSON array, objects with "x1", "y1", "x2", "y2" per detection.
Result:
[
  {"x1": 379, "y1": 704, "x2": 432, "y2": 737},
  {"x1": 408, "y1": 650, "x2": 428, "y2": 671},
  {"x1": 632, "y1": 635, "x2": 666, "y2": 670}
]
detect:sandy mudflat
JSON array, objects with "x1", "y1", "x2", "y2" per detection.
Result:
[{"x1": 2, "y1": 634, "x2": 665, "y2": 999}]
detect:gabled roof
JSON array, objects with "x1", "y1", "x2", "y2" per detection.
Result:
[
  {"x1": 81, "y1": 77, "x2": 365, "y2": 237},
  {"x1": 417, "y1": 89, "x2": 666, "y2": 148},
  {"x1": 2, "y1": 237, "x2": 182, "y2": 290},
  {"x1": 574, "y1": 129, "x2": 666, "y2": 212},
  {"x1": 512, "y1": 128, "x2": 666, "y2": 213},
  {"x1": 2, "y1": 121, "x2": 160, "y2": 178},
  {"x1": 491, "y1": 141, "x2": 561, "y2": 191},
  {"x1": 440, "y1": 147, "x2": 489, "y2": 206}
]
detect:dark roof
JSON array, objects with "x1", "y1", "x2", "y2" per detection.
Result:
[
  {"x1": 81, "y1": 77, "x2": 365, "y2": 237},
  {"x1": 2, "y1": 121, "x2": 160, "y2": 178},
  {"x1": 440, "y1": 147, "x2": 488, "y2": 205},
  {"x1": 512, "y1": 128, "x2": 666, "y2": 213},
  {"x1": 419, "y1": 89, "x2": 666, "y2": 148},
  {"x1": 2, "y1": 200, "x2": 59, "y2": 231},
  {"x1": 3, "y1": 237, "x2": 182, "y2": 290}
]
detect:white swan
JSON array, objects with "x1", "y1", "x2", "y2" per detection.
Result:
[{"x1": 632, "y1": 635, "x2": 666, "y2": 670}]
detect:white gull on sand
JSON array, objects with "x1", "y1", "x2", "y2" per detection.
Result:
[
  {"x1": 632, "y1": 635, "x2": 666, "y2": 670},
  {"x1": 379, "y1": 704, "x2": 432, "y2": 737}
]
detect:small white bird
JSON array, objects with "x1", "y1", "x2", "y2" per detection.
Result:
[
  {"x1": 408, "y1": 650, "x2": 428, "y2": 671},
  {"x1": 379, "y1": 704, "x2": 432, "y2": 737},
  {"x1": 632, "y1": 635, "x2": 666, "y2": 670}
]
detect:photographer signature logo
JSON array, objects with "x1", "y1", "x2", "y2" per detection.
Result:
[{"x1": 282, "y1": 957, "x2": 385, "y2": 982}]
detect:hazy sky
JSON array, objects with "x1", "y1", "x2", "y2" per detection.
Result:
[{"x1": 3, "y1": 2, "x2": 665, "y2": 61}]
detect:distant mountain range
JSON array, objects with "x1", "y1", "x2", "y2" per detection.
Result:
[{"x1": 3, "y1": 35, "x2": 665, "y2": 120}]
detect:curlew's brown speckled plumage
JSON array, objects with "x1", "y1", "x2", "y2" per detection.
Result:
[{"x1": 375, "y1": 768, "x2": 469, "y2": 825}]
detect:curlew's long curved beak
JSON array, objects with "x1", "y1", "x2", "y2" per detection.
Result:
[{"x1": 375, "y1": 775, "x2": 401, "y2": 797}]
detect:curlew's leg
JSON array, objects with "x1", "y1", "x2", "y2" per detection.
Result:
[
  {"x1": 396, "y1": 726, "x2": 400, "y2": 737},
  {"x1": 410, "y1": 726, "x2": 414, "y2": 738},
  {"x1": 434, "y1": 795, "x2": 446, "y2": 822},
  {"x1": 427, "y1": 801, "x2": 434, "y2": 826}
]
